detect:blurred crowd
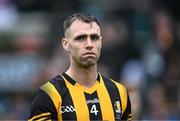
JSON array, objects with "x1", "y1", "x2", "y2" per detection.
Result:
[{"x1": 0, "y1": 0, "x2": 180, "y2": 120}]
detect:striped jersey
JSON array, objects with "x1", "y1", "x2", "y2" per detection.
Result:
[{"x1": 28, "y1": 73, "x2": 131, "y2": 121}]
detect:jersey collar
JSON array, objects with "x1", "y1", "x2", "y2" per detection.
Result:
[{"x1": 61, "y1": 72, "x2": 100, "y2": 86}]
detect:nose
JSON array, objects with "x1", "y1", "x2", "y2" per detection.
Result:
[{"x1": 85, "y1": 37, "x2": 93, "y2": 50}]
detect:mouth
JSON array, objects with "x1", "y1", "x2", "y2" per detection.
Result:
[
  {"x1": 83, "y1": 52, "x2": 96, "y2": 56},
  {"x1": 82, "y1": 52, "x2": 96, "y2": 58}
]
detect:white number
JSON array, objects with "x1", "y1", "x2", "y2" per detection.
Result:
[{"x1": 90, "y1": 105, "x2": 98, "y2": 115}]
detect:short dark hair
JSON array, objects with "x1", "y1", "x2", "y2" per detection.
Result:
[{"x1": 63, "y1": 13, "x2": 101, "y2": 34}]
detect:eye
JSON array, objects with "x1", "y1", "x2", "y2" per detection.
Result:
[
  {"x1": 90, "y1": 34, "x2": 100, "y2": 41},
  {"x1": 75, "y1": 35, "x2": 87, "y2": 42}
]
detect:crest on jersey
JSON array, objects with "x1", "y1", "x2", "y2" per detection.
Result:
[
  {"x1": 114, "y1": 101, "x2": 121, "y2": 120},
  {"x1": 114, "y1": 101, "x2": 121, "y2": 113}
]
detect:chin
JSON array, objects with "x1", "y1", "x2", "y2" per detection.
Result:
[{"x1": 81, "y1": 59, "x2": 97, "y2": 68}]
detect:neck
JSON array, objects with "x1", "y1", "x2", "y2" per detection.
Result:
[{"x1": 66, "y1": 64, "x2": 98, "y2": 87}]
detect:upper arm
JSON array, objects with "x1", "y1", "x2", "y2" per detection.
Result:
[{"x1": 28, "y1": 89, "x2": 58, "y2": 120}]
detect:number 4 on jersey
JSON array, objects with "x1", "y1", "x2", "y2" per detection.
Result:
[{"x1": 90, "y1": 105, "x2": 98, "y2": 115}]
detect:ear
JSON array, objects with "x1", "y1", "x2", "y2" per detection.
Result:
[{"x1": 62, "y1": 37, "x2": 70, "y2": 52}]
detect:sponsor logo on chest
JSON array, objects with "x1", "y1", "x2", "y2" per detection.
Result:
[
  {"x1": 60, "y1": 105, "x2": 75, "y2": 113},
  {"x1": 86, "y1": 98, "x2": 100, "y2": 104}
]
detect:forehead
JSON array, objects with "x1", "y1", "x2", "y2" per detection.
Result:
[{"x1": 68, "y1": 20, "x2": 101, "y2": 36}]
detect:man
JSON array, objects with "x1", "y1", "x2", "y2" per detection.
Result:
[{"x1": 28, "y1": 13, "x2": 131, "y2": 121}]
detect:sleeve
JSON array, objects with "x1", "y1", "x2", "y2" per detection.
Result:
[
  {"x1": 121, "y1": 90, "x2": 132, "y2": 121},
  {"x1": 28, "y1": 89, "x2": 58, "y2": 121}
]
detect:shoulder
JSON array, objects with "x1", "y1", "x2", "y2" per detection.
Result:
[
  {"x1": 100, "y1": 74, "x2": 129, "y2": 103},
  {"x1": 100, "y1": 74, "x2": 127, "y2": 93},
  {"x1": 31, "y1": 74, "x2": 61, "y2": 102},
  {"x1": 40, "y1": 74, "x2": 66, "y2": 100},
  {"x1": 40, "y1": 74, "x2": 66, "y2": 92},
  {"x1": 31, "y1": 88, "x2": 51, "y2": 104},
  {"x1": 111, "y1": 79, "x2": 127, "y2": 93},
  {"x1": 31, "y1": 74, "x2": 61, "y2": 106}
]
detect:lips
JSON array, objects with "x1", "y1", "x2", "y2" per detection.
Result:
[
  {"x1": 82, "y1": 52, "x2": 96, "y2": 58},
  {"x1": 83, "y1": 52, "x2": 96, "y2": 56}
]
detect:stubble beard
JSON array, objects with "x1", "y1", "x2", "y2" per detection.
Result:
[{"x1": 81, "y1": 58, "x2": 97, "y2": 68}]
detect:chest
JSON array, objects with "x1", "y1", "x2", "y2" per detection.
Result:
[{"x1": 59, "y1": 85, "x2": 122, "y2": 121}]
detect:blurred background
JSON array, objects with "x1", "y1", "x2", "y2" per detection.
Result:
[{"x1": 0, "y1": 0, "x2": 180, "y2": 120}]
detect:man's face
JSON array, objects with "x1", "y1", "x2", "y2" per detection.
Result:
[{"x1": 63, "y1": 20, "x2": 102, "y2": 68}]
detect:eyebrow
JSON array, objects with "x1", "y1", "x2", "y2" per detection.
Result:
[
  {"x1": 90, "y1": 34, "x2": 100, "y2": 37},
  {"x1": 74, "y1": 33, "x2": 100, "y2": 38}
]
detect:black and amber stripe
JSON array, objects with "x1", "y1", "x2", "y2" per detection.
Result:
[
  {"x1": 61, "y1": 74, "x2": 90, "y2": 120},
  {"x1": 84, "y1": 91, "x2": 102, "y2": 120},
  {"x1": 41, "y1": 75, "x2": 77, "y2": 120},
  {"x1": 50, "y1": 75, "x2": 77, "y2": 120},
  {"x1": 100, "y1": 75, "x2": 122, "y2": 120},
  {"x1": 28, "y1": 112, "x2": 51, "y2": 121}
]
